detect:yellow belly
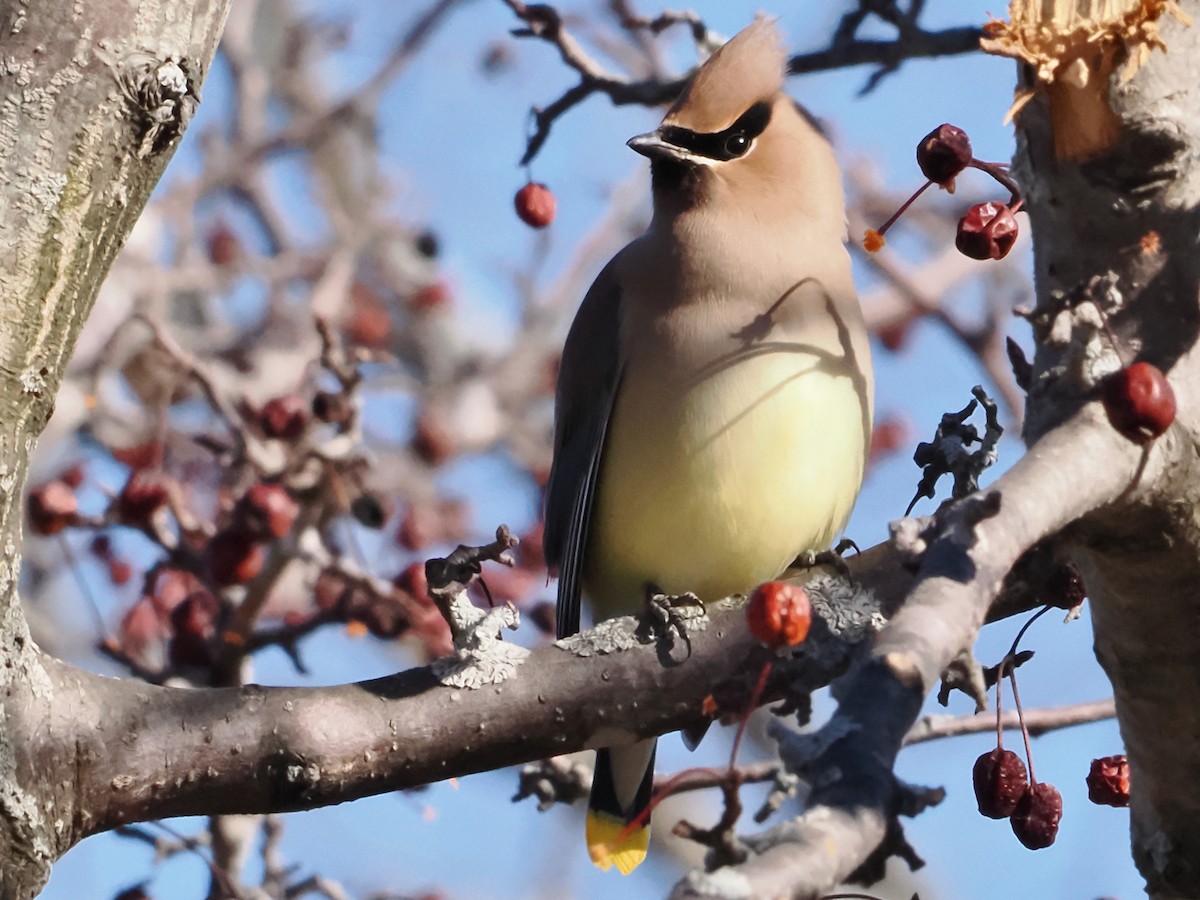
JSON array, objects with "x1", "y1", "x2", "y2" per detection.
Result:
[{"x1": 584, "y1": 345, "x2": 868, "y2": 618}]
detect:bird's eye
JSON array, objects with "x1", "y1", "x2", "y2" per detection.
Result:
[{"x1": 724, "y1": 133, "x2": 750, "y2": 157}]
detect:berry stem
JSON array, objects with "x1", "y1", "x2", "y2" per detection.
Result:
[
  {"x1": 1090, "y1": 300, "x2": 1132, "y2": 370},
  {"x1": 994, "y1": 663, "x2": 1004, "y2": 750},
  {"x1": 1009, "y1": 669, "x2": 1036, "y2": 785},
  {"x1": 968, "y1": 158, "x2": 1022, "y2": 206},
  {"x1": 875, "y1": 179, "x2": 933, "y2": 238},
  {"x1": 1006, "y1": 603, "x2": 1051, "y2": 661},
  {"x1": 611, "y1": 658, "x2": 773, "y2": 849},
  {"x1": 729, "y1": 660, "x2": 772, "y2": 772}
]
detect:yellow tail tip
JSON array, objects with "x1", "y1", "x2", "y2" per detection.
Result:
[{"x1": 586, "y1": 810, "x2": 649, "y2": 875}]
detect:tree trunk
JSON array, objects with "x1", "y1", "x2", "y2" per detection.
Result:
[
  {"x1": 0, "y1": 1, "x2": 229, "y2": 895},
  {"x1": 1010, "y1": 3, "x2": 1200, "y2": 896}
]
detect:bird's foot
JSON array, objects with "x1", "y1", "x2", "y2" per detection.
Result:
[
  {"x1": 792, "y1": 538, "x2": 860, "y2": 576},
  {"x1": 637, "y1": 586, "x2": 706, "y2": 664}
]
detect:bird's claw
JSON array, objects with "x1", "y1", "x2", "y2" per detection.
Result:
[
  {"x1": 793, "y1": 539, "x2": 858, "y2": 577},
  {"x1": 637, "y1": 586, "x2": 705, "y2": 663}
]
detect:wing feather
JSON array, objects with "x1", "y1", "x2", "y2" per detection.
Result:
[{"x1": 543, "y1": 259, "x2": 624, "y2": 639}]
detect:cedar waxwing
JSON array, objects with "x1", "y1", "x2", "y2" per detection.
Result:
[{"x1": 543, "y1": 18, "x2": 873, "y2": 875}]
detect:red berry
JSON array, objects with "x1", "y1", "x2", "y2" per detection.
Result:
[
  {"x1": 515, "y1": 182, "x2": 556, "y2": 229},
  {"x1": 518, "y1": 522, "x2": 545, "y2": 571},
  {"x1": 917, "y1": 124, "x2": 973, "y2": 188},
  {"x1": 107, "y1": 558, "x2": 134, "y2": 586},
  {"x1": 109, "y1": 440, "x2": 163, "y2": 470},
  {"x1": 27, "y1": 481, "x2": 78, "y2": 536},
  {"x1": 207, "y1": 221, "x2": 241, "y2": 267},
  {"x1": 168, "y1": 590, "x2": 221, "y2": 667},
  {"x1": 746, "y1": 581, "x2": 811, "y2": 647},
  {"x1": 1087, "y1": 754, "x2": 1130, "y2": 807},
  {"x1": 346, "y1": 282, "x2": 392, "y2": 349},
  {"x1": 1101, "y1": 361, "x2": 1176, "y2": 444},
  {"x1": 412, "y1": 411, "x2": 456, "y2": 466},
  {"x1": 208, "y1": 530, "x2": 265, "y2": 586},
  {"x1": 877, "y1": 318, "x2": 912, "y2": 353},
  {"x1": 313, "y1": 570, "x2": 347, "y2": 613},
  {"x1": 395, "y1": 562, "x2": 430, "y2": 602},
  {"x1": 116, "y1": 471, "x2": 169, "y2": 525},
  {"x1": 1010, "y1": 782, "x2": 1063, "y2": 849},
  {"x1": 868, "y1": 417, "x2": 910, "y2": 465},
  {"x1": 259, "y1": 394, "x2": 309, "y2": 440},
  {"x1": 408, "y1": 281, "x2": 451, "y2": 313},
  {"x1": 973, "y1": 747, "x2": 1029, "y2": 819},
  {"x1": 234, "y1": 482, "x2": 298, "y2": 540},
  {"x1": 956, "y1": 201, "x2": 1019, "y2": 260}
]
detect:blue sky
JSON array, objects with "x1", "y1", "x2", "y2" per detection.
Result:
[{"x1": 42, "y1": 2, "x2": 1137, "y2": 899}]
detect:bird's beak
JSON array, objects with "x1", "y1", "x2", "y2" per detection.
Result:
[{"x1": 627, "y1": 130, "x2": 679, "y2": 160}]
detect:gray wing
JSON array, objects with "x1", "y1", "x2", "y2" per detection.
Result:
[{"x1": 543, "y1": 259, "x2": 624, "y2": 640}]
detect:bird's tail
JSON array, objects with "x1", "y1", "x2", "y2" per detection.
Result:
[{"x1": 585, "y1": 739, "x2": 657, "y2": 874}]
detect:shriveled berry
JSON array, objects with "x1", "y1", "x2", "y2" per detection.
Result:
[
  {"x1": 395, "y1": 562, "x2": 430, "y2": 602},
  {"x1": 116, "y1": 471, "x2": 169, "y2": 525},
  {"x1": 956, "y1": 201, "x2": 1019, "y2": 260},
  {"x1": 207, "y1": 221, "x2": 241, "y2": 267},
  {"x1": 412, "y1": 411, "x2": 456, "y2": 466},
  {"x1": 208, "y1": 530, "x2": 265, "y2": 586},
  {"x1": 1010, "y1": 782, "x2": 1063, "y2": 849},
  {"x1": 414, "y1": 230, "x2": 440, "y2": 258},
  {"x1": 973, "y1": 747, "x2": 1029, "y2": 818},
  {"x1": 350, "y1": 493, "x2": 388, "y2": 529},
  {"x1": 528, "y1": 601, "x2": 556, "y2": 635},
  {"x1": 312, "y1": 390, "x2": 352, "y2": 425},
  {"x1": 314, "y1": 570, "x2": 349, "y2": 613},
  {"x1": 746, "y1": 581, "x2": 811, "y2": 647},
  {"x1": 1087, "y1": 754, "x2": 1130, "y2": 807},
  {"x1": 360, "y1": 593, "x2": 410, "y2": 639},
  {"x1": 1101, "y1": 362, "x2": 1176, "y2": 444},
  {"x1": 1045, "y1": 562, "x2": 1086, "y2": 611},
  {"x1": 515, "y1": 182, "x2": 556, "y2": 229},
  {"x1": 234, "y1": 482, "x2": 299, "y2": 540},
  {"x1": 917, "y1": 124, "x2": 973, "y2": 188},
  {"x1": 259, "y1": 394, "x2": 309, "y2": 440},
  {"x1": 28, "y1": 481, "x2": 79, "y2": 536},
  {"x1": 168, "y1": 590, "x2": 221, "y2": 667}
]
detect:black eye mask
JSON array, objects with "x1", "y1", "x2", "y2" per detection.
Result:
[{"x1": 658, "y1": 101, "x2": 773, "y2": 162}]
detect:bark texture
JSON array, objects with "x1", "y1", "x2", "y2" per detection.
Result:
[
  {"x1": 1015, "y1": 7, "x2": 1200, "y2": 895},
  {"x1": 0, "y1": 1, "x2": 229, "y2": 895}
]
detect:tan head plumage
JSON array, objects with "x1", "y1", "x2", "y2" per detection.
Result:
[{"x1": 664, "y1": 17, "x2": 788, "y2": 133}]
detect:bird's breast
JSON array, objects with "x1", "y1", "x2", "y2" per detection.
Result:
[{"x1": 584, "y1": 304, "x2": 870, "y2": 618}]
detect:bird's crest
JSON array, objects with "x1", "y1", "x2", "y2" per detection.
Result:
[{"x1": 665, "y1": 18, "x2": 787, "y2": 134}]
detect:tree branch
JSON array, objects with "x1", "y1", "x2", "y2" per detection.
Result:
[
  {"x1": 51, "y1": 568, "x2": 880, "y2": 837},
  {"x1": 504, "y1": 0, "x2": 983, "y2": 164},
  {"x1": 905, "y1": 696, "x2": 1116, "y2": 745}
]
